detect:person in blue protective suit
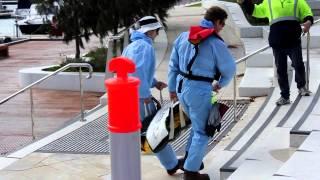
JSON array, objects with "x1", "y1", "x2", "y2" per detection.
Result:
[
  {"x1": 122, "y1": 16, "x2": 167, "y2": 120},
  {"x1": 168, "y1": 6, "x2": 236, "y2": 180},
  {"x1": 122, "y1": 16, "x2": 183, "y2": 176},
  {"x1": 238, "y1": 0, "x2": 314, "y2": 106}
]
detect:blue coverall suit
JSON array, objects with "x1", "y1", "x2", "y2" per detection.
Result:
[
  {"x1": 168, "y1": 19, "x2": 236, "y2": 172},
  {"x1": 122, "y1": 31, "x2": 179, "y2": 170}
]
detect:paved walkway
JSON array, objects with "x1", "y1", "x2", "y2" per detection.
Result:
[{"x1": 0, "y1": 38, "x2": 104, "y2": 155}]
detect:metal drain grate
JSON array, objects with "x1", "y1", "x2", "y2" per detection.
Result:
[
  {"x1": 0, "y1": 135, "x2": 34, "y2": 156},
  {"x1": 172, "y1": 101, "x2": 249, "y2": 155},
  {"x1": 39, "y1": 113, "x2": 110, "y2": 154},
  {"x1": 38, "y1": 100, "x2": 249, "y2": 155}
]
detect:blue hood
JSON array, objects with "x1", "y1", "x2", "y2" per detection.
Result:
[
  {"x1": 200, "y1": 19, "x2": 215, "y2": 29},
  {"x1": 130, "y1": 31, "x2": 153, "y2": 45}
]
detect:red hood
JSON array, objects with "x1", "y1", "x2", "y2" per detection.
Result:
[{"x1": 188, "y1": 26, "x2": 222, "y2": 45}]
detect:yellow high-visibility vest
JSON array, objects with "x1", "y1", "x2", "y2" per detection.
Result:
[{"x1": 252, "y1": 0, "x2": 313, "y2": 25}]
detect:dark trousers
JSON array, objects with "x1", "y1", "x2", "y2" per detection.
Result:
[{"x1": 272, "y1": 46, "x2": 306, "y2": 99}]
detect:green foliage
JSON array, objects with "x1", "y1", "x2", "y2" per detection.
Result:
[
  {"x1": 43, "y1": 47, "x2": 108, "y2": 73},
  {"x1": 32, "y1": 0, "x2": 58, "y2": 15},
  {"x1": 58, "y1": 0, "x2": 91, "y2": 58},
  {"x1": 43, "y1": 57, "x2": 88, "y2": 72},
  {"x1": 88, "y1": 0, "x2": 181, "y2": 35},
  {"x1": 84, "y1": 47, "x2": 108, "y2": 72},
  {"x1": 140, "y1": 0, "x2": 181, "y2": 28},
  {"x1": 35, "y1": 0, "x2": 181, "y2": 59}
]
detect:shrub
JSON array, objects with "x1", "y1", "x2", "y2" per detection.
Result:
[{"x1": 43, "y1": 47, "x2": 108, "y2": 72}]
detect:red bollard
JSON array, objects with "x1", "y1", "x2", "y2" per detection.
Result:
[{"x1": 105, "y1": 57, "x2": 141, "y2": 180}]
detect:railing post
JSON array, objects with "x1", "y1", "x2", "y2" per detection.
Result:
[
  {"x1": 79, "y1": 67, "x2": 85, "y2": 122},
  {"x1": 15, "y1": 18, "x2": 19, "y2": 38},
  {"x1": 123, "y1": 29, "x2": 130, "y2": 48},
  {"x1": 233, "y1": 76, "x2": 237, "y2": 121},
  {"x1": 306, "y1": 31, "x2": 310, "y2": 90},
  {"x1": 106, "y1": 38, "x2": 113, "y2": 79},
  {"x1": 29, "y1": 88, "x2": 35, "y2": 140}
]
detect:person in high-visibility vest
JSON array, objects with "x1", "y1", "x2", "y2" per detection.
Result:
[{"x1": 238, "y1": 0, "x2": 314, "y2": 106}]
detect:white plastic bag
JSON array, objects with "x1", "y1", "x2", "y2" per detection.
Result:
[{"x1": 146, "y1": 101, "x2": 189, "y2": 152}]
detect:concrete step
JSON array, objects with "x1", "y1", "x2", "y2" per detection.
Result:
[
  {"x1": 242, "y1": 38, "x2": 269, "y2": 54},
  {"x1": 220, "y1": 86, "x2": 297, "y2": 179},
  {"x1": 308, "y1": 0, "x2": 320, "y2": 16},
  {"x1": 301, "y1": 24, "x2": 320, "y2": 49},
  {"x1": 222, "y1": 1, "x2": 264, "y2": 38},
  {"x1": 239, "y1": 40, "x2": 320, "y2": 98},
  {"x1": 269, "y1": 177, "x2": 297, "y2": 180},
  {"x1": 221, "y1": 55, "x2": 320, "y2": 179},
  {"x1": 262, "y1": 26, "x2": 270, "y2": 41},
  {"x1": 239, "y1": 67, "x2": 274, "y2": 97},
  {"x1": 290, "y1": 85, "x2": 320, "y2": 147},
  {"x1": 226, "y1": 128, "x2": 292, "y2": 180},
  {"x1": 238, "y1": 26, "x2": 263, "y2": 38},
  {"x1": 289, "y1": 58, "x2": 320, "y2": 148},
  {"x1": 241, "y1": 38, "x2": 273, "y2": 68},
  {"x1": 238, "y1": 37, "x2": 273, "y2": 97},
  {"x1": 273, "y1": 131, "x2": 320, "y2": 180},
  {"x1": 226, "y1": 82, "x2": 316, "y2": 178},
  {"x1": 246, "y1": 49, "x2": 273, "y2": 68}
]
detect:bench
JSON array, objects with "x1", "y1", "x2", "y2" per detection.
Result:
[{"x1": 0, "y1": 44, "x2": 9, "y2": 57}]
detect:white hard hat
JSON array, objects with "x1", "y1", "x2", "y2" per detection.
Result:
[{"x1": 136, "y1": 16, "x2": 163, "y2": 33}]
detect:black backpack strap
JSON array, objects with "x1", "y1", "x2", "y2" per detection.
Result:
[
  {"x1": 177, "y1": 45, "x2": 198, "y2": 94},
  {"x1": 186, "y1": 44, "x2": 199, "y2": 75},
  {"x1": 179, "y1": 44, "x2": 214, "y2": 83}
]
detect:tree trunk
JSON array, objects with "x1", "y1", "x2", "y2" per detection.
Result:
[
  {"x1": 75, "y1": 7, "x2": 81, "y2": 59},
  {"x1": 75, "y1": 36, "x2": 80, "y2": 59},
  {"x1": 112, "y1": 27, "x2": 118, "y2": 57}
]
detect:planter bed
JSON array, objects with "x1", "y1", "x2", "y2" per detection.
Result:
[{"x1": 19, "y1": 65, "x2": 106, "y2": 92}]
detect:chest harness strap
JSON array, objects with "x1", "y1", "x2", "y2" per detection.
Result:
[{"x1": 178, "y1": 44, "x2": 215, "y2": 93}]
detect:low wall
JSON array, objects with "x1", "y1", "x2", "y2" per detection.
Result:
[{"x1": 19, "y1": 66, "x2": 106, "y2": 92}]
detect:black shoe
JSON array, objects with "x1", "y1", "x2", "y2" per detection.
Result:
[
  {"x1": 183, "y1": 170, "x2": 210, "y2": 180},
  {"x1": 299, "y1": 87, "x2": 311, "y2": 96},
  {"x1": 167, "y1": 158, "x2": 184, "y2": 175},
  {"x1": 180, "y1": 151, "x2": 204, "y2": 171}
]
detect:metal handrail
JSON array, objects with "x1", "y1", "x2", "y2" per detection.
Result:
[
  {"x1": 0, "y1": 63, "x2": 93, "y2": 139},
  {"x1": 232, "y1": 45, "x2": 270, "y2": 121},
  {"x1": 314, "y1": 19, "x2": 320, "y2": 24},
  {"x1": 306, "y1": 19, "x2": 320, "y2": 89},
  {"x1": 232, "y1": 18, "x2": 320, "y2": 121},
  {"x1": 236, "y1": 45, "x2": 270, "y2": 64}
]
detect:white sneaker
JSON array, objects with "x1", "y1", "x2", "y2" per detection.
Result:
[
  {"x1": 299, "y1": 87, "x2": 311, "y2": 96},
  {"x1": 276, "y1": 97, "x2": 291, "y2": 106}
]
